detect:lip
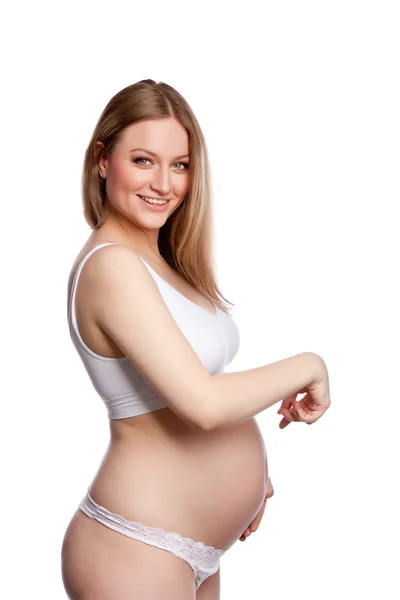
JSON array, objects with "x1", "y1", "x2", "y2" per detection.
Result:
[{"x1": 138, "y1": 194, "x2": 171, "y2": 211}]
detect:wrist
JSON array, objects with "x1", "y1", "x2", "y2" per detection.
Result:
[{"x1": 303, "y1": 352, "x2": 327, "y2": 384}]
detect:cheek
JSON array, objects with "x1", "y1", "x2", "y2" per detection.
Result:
[
  {"x1": 177, "y1": 174, "x2": 191, "y2": 195},
  {"x1": 113, "y1": 163, "x2": 146, "y2": 190}
]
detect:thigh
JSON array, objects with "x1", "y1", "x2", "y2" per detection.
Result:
[
  {"x1": 196, "y1": 568, "x2": 220, "y2": 600},
  {"x1": 62, "y1": 510, "x2": 196, "y2": 600}
]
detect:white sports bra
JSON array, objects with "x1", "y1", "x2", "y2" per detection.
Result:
[{"x1": 68, "y1": 243, "x2": 240, "y2": 419}]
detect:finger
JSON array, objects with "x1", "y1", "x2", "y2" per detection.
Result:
[
  {"x1": 282, "y1": 401, "x2": 304, "y2": 423},
  {"x1": 266, "y1": 477, "x2": 274, "y2": 496},
  {"x1": 279, "y1": 416, "x2": 291, "y2": 429},
  {"x1": 299, "y1": 392, "x2": 316, "y2": 411},
  {"x1": 291, "y1": 403, "x2": 301, "y2": 421},
  {"x1": 278, "y1": 405, "x2": 296, "y2": 419},
  {"x1": 280, "y1": 394, "x2": 297, "y2": 408},
  {"x1": 250, "y1": 507, "x2": 266, "y2": 531},
  {"x1": 279, "y1": 408, "x2": 298, "y2": 423},
  {"x1": 250, "y1": 498, "x2": 267, "y2": 531},
  {"x1": 297, "y1": 398, "x2": 317, "y2": 418},
  {"x1": 249, "y1": 517, "x2": 261, "y2": 532},
  {"x1": 293, "y1": 402, "x2": 315, "y2": 424},
  {"x1": 278, "y1": 398, "x2": 295, "y2": 414}
]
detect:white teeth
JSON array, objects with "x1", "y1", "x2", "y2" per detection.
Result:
[{"x1": 140, "y1": 195, "x2": 168, "y2": 205}]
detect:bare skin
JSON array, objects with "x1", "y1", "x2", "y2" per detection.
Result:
[{"x1": 61, "y1": 118, "x2": 268, "y2": 599}]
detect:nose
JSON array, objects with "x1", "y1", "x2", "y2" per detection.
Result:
[{"x1": 150, "y1": 164, "x2": 173, "y2": 197}]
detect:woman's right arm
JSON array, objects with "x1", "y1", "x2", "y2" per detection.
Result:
[{"x1": 207, "y1": 352, "x2": 327, "y2": 430}]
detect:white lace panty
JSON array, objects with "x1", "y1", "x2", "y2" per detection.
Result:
[{"x1": 79, "y1": 489, "x2": 226, "y2": 590}]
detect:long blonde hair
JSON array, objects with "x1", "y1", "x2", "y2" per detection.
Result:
[{"x1": 82, "y1": 79, "x2": 234, "y2": 314}]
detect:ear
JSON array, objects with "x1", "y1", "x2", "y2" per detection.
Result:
[
  {"x1": 94, "y1": 140, "x2": 104, "y2": 157},
  {"x1": 94, "y1": 141, "x2": 108, "y2": 175}
]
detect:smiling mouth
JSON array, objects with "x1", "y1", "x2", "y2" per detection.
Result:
[{"x1": 138, "y1": 195, "x2": 171, "y2": 204}]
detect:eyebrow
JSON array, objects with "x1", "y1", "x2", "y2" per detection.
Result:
[{"x1": 129, "y1": 147, "x2": 190, "y2": 159}]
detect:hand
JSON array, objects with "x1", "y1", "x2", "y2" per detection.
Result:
[
  {"x1": 239, "y1": 476, "x2": 274, "y2": 541},
  {"x1": 277, "y1": 363, "x2": 331, "y2": 429}
]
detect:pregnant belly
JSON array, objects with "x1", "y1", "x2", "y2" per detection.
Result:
[
  {"x1": 179, "y1": 420, "x2": 268, "y2": 549},
  {"x1": 90, "y1": 416, "x2": 268, "y2": 551}
]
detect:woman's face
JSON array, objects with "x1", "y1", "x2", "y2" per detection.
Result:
[{"x1": 96, "y1": 117, "x2": 191, "y2": 229}]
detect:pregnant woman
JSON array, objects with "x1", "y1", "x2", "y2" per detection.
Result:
[{"x1": 61, "y1": 79, "x2": 330, "y2": 599}]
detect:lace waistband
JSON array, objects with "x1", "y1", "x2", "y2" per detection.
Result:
[{"x1": 79, "y1": 490, "x2": 226, "y2": 567}]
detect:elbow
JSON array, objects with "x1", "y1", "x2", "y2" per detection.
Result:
[
  {"x1": 192, "y1": 378, "x2": 218, "y2": 431},
  {"x1": 197, "y1": 394, "x2": 219, "y2": 431},
  {"x1": 197, "y1": 411, "x2": 217, "y2": 431},
  {"x1": 188, "y1": 404, "x2": 215, "y2": 431}
]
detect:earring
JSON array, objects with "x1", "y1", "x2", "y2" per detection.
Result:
[{"x1": 98, "y1": 169, "x2": 105, "y2": 179}]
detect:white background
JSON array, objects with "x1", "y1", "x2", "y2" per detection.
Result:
[{"x1": 1, "y1": 1, "x2": 399, "y2": 598}]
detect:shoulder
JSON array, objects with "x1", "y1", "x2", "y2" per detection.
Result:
[
  {"x1": 83, "y1": 244, "x2": 159, "y2": 314},
  {"x1": 80, "y1": 243, "x2": 145, "y2": 282},
  {"x1": 68, "y1": 243, "x2": 148, "y2": 309}
]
